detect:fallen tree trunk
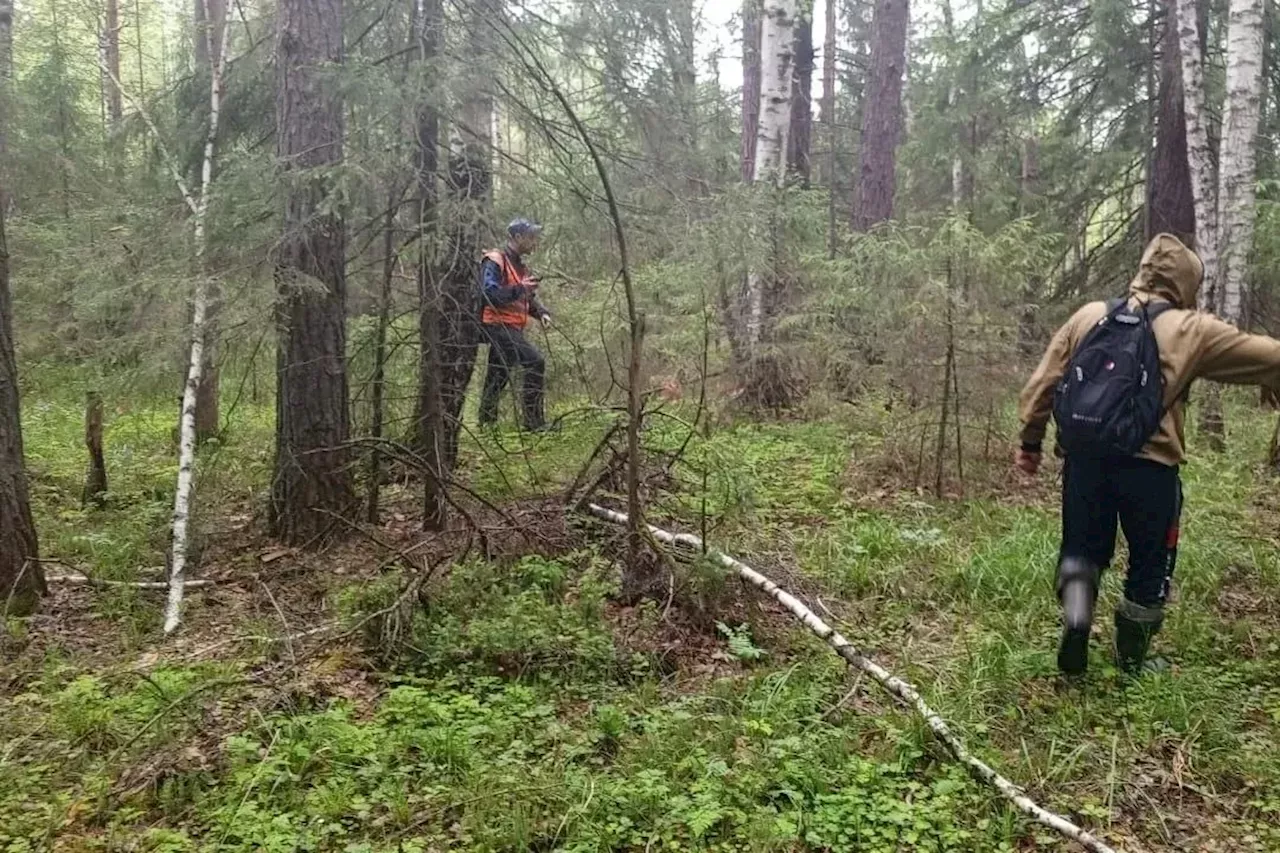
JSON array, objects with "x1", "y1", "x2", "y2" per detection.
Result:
[
  {"x1": 584, "y1": 503, "x2": 1122, "y2": 853},
  {"x1": 47, "y1": 574, "x2": 214, "y2": 590}
]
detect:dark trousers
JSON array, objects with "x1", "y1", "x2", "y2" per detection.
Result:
[
  {"x1": 1061, "y1": 455, "x2": 1183, "y2": 607},
  {"x1": 479, "y1": 323, "x2": 545, "y2": 428}
]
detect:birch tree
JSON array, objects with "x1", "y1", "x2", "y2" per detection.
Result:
[
  {"x1": 739, "y1": 0, "x2": 797, "y2": 405},
  {"x1": 100, "y1": 0, "x2": 122, "y2": 131},
  {"x1": 742, "y1": 0, "x2": 795, "y2": 345},
  {"x1": 164, "y1": 0, "x2": 229, "y2": 633},
  {"x1": 1216, "y1": 0, "x2": 1264, "y2": 325},
  {"x1": 1176, "y1": 0, "x2": 1263, "y2": 447}
]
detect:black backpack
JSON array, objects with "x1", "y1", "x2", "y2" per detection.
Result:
[{"x1": 1052, "y1": 298, "x2": 1174, "y2": 457}]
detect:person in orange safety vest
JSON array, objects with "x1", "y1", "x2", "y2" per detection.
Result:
[{"x1": 478, "y1": 218, "x2": 554, "y2": 431}]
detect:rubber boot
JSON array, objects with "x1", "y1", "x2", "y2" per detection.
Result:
[
  {"x1": 1056, "y1": 556, "x2": 1099, "y2": 676},
  {"x1": 1114, "y1": 598, "x2": 1165, "y2": 677}
]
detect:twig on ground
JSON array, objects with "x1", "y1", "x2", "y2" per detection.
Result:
[
  {"x1": 256, "y1": 578, "x2": 296, "y2": 662},
  {"x1": 584, "y1": 503, "x2": 1124, "y2": 853}
]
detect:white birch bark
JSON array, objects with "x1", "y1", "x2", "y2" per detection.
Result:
[
  {"x1": 1215, "y1": 0, "x2": 1264, "y2": 325},
  {"x1": 745, "y1": 0, "x2": 796, "y2": 350},
  {"x1": 585, "y1": 504, "x2": 1120, "y2": 853},
  {"x1": 1174, "y1": 0, "x2": 1219, "y2": 306},
  {"x1": 164, "y1": 0, "x2": 229, "y2": 634},
  {"x1": 752, "y1": 0, "x2": 795, "y2": 186}
]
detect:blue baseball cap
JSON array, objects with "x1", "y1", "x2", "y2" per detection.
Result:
[{"x1": 507, "y1": 218, "x2": 543, "y2": 238}]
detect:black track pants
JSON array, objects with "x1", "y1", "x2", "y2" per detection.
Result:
[
  {"x1": 478, "y1": 324, "x2": 545, "y2": 429},
  {"x1": 1060, "y1": 455, "x2": 1182, "y2": 608}
]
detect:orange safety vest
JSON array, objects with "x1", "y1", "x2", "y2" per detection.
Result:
[{"x1": 480, "y1": 249, "x2": 534, "y2": 328}]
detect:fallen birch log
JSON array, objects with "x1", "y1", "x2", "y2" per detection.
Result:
[
  {"x1": 585, "y1": 503, "x2": 1122, "y2": 853},
  {"x1": 47, "y1": 575, "x2": 214, "y2": 590}
]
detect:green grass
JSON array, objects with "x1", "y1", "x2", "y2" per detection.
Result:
[{"x1": 4, "y1": 377, "x2": 1280, "y2": 850}]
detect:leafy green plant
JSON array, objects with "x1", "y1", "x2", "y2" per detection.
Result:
[{"x1": 717, "y1": 622, "x2": 766, "y2": 662}]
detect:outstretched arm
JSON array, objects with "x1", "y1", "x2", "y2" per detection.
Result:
[{"x1": 1193, "y1": 315, "x2": 1280, "y2": 389}]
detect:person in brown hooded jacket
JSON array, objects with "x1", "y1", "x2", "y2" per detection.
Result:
[{"x1": 1017, "y1": 233, "x2": 1280, "y2": 676}]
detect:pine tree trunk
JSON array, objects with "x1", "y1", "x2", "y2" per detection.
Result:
[
  {"x1": 0, "y1": 207, "x2": 43, "y2": 620},
  {"x1": 1216, "y1": 0, "x2": 1263, "y2": 326},
  {"x1": 0, "y1": 6, "x2": 41, "y2": 610},
  {"x1": 822, "y1": 0, "x2": 837, "y2": 257},
  {"x1": 787, "y1": 5, "x2": 813, "y2": 185},
  {"x1": 663, "y1": 0, "x2": 699, "y2": 191},
  {"x1": 852, "y1": 0, "x2": 908, "y2": 231},
  {"x1": 270, "y1": 0, "x2": 354, "y2": 545},
  {"x1": 366, "y1": 184, "x2": 396, "y2": 524},
  {"x1": 1017, "y1": 134, "x2": 1042, "y2": 357},
  {"x1": 1175, "y1": 0, "x2": 1218, "y2": 301},
  {"x1": 425, "y1": 0, "x2": 492, "y2": 530},
  {"x1": 414, "y1": 0, "x2": 455, "y2": 527},
  {"x1": 413, "y1": 0, "x2": 441, "y2": 475},
  {"x1": 0, "y1": 0, "x2": 9, "y2": 179},
  {"x1": 741, "y1": 0, "x2": 762, "y2": 183},
  {"x1": 1147, "y1": 0, "x2": 1196, "y2": 242},
  {"x1": 102, "y1": 0, "x2": 122, "y2": 128}
]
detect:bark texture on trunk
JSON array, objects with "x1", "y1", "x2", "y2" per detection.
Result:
[
  {"x1": 852, "y1": 0, "x2": 908, "y2": 231},
  {"x1": 0, "y1": 0, "x2": 9, "y2": 89},
  {"x1": 82, "y1": 391, "x2": 107, "y2": 505},
  {"x1": 741, "y1": 0, "x2": 762, "y2": 183},
  {"x1": 103, "y1": 0, "x2": 122, "y2": 128},
  {"x1": 822, "y1": 0, "x2": 837, "y2": 256},
  {"x1": 193, "y1": 0, "x2": 226, "y2": 444},
  {"x1": 270, "y1": 0, "x2": 354, "y2": 545},
  {"x1": 193, "y1": 0, "x2": 225, "y2": 70},
  {"x1": 0, "y1": 210, "x2": 42, "y2": 616},
  {"x1": 1176, "y1": 0, "x2": 1218, "y2": 304},
  {"x1": 0, "y1": 0, "x2": 43, "y2": 616},
  {"x1": 1216, "y1": 0, "x2": 1264, "y2": 325},
  {"x1": 1017, "y1": 134, "x2": 1042, "y2": 357},
  {"x1": 413, "y1": 0, "x2": 441, "y2": 495},
  {"x1": 787, "y1": 5, "x2": 813, "y2": 185},
  {"x1": 1147, "y1": 0, "x2": 1196, "y2": 242},
  {"x1": 753, "y1": 0, "x2": 797, "y2": 187},
  {"x1": 423, "y1": 0, "x2": 489, "y2": 530},
  {"x1": 739, "y1": 0, "x2": 797, "y2": 407},
  {"x1": 165, "y1": 0, "x2": 228, "y2": 633}
]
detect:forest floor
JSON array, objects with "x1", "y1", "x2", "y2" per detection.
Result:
[{"x1": 3, "y1": 377, "x2": 1280, "y2": 853}]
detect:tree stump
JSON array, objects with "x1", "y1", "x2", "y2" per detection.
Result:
[{"x1": 82, "y1": 391, "x2": 107, "y2": 506}]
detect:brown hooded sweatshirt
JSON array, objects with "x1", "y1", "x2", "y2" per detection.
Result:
[{"x1": 1018, "y1": 233, "x2": 1280, "y2": 466}]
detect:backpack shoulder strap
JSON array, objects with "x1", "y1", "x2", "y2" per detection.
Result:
[{"x1": 1141, "y1": 299, "x2": 1177, "y2": 322}]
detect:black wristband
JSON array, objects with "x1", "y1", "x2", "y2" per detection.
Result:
[{"x1": 1021, "y1": 442, "x2": 1043, "y2": 454}]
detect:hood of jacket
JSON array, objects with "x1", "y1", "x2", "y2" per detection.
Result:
[{"x1": 1129, "y1": 232, "x2": 1204, "y2": 309}]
